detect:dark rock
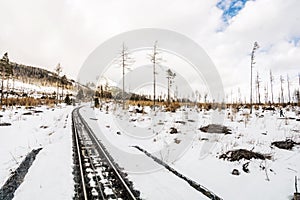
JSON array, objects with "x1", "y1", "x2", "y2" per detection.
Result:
[
  {"x1": 33, "y1": 110, "x2": 43, "y2": 113},
  {"x1": 220, "y1": 149, "x2": 271, "y2": 161},
  {"x1": 175, "y1": 120, "x2": 186, "y2": 125},
  {"x1": 242, "y1": 162, "x2": 250, "y2": 173},
  {"x1": 0, "y1": 123, "x2": 12, "y2": 126},
  {"x1": 294, "y1": 193, "x2": 300, "y2": 200},
  {"x1": 199, "y1": 124, "x2": 231, "y2": 134},
  {"x1": 271, "y1": 139, "x2": 298, "y2": 150},
  {"x1": 170, "y1": 127, "x2": 178, "y2": 134},
  {"x1": 232, "y1": 169, "x2": 240, "y2": 176},
  {"x1": 264, "y1": 107, "x2": 275, "y2": 111},
  {"x1": 135, "y1": 108, "x2": 143, "y2": 113},
  {"x1": 174, "y1": 138, "x2": 181, "y2": 144}
]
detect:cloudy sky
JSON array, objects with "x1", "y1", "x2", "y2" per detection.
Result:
[{"x1": 0, "y1": 0, "x2": 299, "y2": 102}]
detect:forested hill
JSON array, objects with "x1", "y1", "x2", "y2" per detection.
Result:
[{"x1": 7, "y1": 61, "x2": 74, "y2": 87}]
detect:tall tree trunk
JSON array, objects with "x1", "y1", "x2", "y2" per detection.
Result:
[
  {"x1": 270, "y1": 70, "x2": 274, "y2": 104},
  {"x1": 287, "y1": 74, "x2": 291, "y2": 103},
  {"x1": 256, "y1": 72, "x2": 261, "y2": 104},
  {"x1": 61, "y1": 84, "x2": 64, "y2": 101},
  {"x1": 167, "y1": 77, "x2": 170, "y2": 105},
  {"x1": 153, "y1": 58, "x2": 156, "y2": 110},
  {"x1": 280, "y1": 75, "x2": 284, "y2": 104},
  {"x1": 5, "y1": 77, "x2": 9, "y2": 107},
  {"x1": 0, "y1": 78, "x2": 3, "y2": 107},
  {"x1": 57, "y1": 81, "x2": 59, "y2": 103},
  {"x1": 250, "y1": 42, "x2": 259, "y2": 113},
  {"x1": 122, "y1": 49, "x2": 125, "y2": 110},
  {"x1": 0, "y1": 65, "x2": 4, "y2": 107}
]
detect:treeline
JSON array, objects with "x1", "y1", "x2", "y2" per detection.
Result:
[
  {"x1": 0, "y1": 52, "x2": 75, "y2": 107},
  {"x1": 0, "y1": 52, "x2": 73, "y2": 87},
  {"x1": 10, "y1": 62, "x2": 74, "y2": 87}
]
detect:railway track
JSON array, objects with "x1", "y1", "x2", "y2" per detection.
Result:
[{"x1": 72, "y1": 107, "x2": 140, "y2": 200}]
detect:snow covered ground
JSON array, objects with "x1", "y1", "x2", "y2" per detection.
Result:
[
  {"x1": 80, "y1": 105, "x2": 209, "y2": 199},
  {"x1": 3, "y1": 79, "x2": 75, "y2": 98},
  {"x1": 81, "y1": 103, "x2": 300, "y2": 200},
  {"x1": 1, "y1": 101, "x2": 299, "y2": 200},
  {"x1": 0, "y1": 104, "x2": 74, "y2": 200}
]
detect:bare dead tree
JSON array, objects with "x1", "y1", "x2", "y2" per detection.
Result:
[
  {"x1": 250, "y1": 42, "x2": 259, "y2": 114},
  {"x1": 118, "y1": 43, "x2": 134, "y2": 109},
  {"x1": 149, "y1": 41, "x2": 163, "y2": 110},
  {"x1": 12, "y1": 64, "x2": 15, "y2": 98},
  {"x1": 298, "y1": 73, "x2": 300, "y2": 106},
  {"x1": 264, "y1": 84, "x2": 268, "y2": 104},
  {"x1": 270, "y1": 70, "x2": 274, "y2": 104},
  {"x1": 61, "y1": 75, "x2": 67, "y2": 101},
  {"x1": 0, "y1": 52, "x2": 9, "y2": 107},
  {"x1": 295, "y1": 176, "x2": 299, "y2": 195},
  {"x1": 166, "y1": 68, "x2": 176, "y2": 105},
  {"x1": 280, "y1": 75, "x2": 284, "y2": 104},
  {"x1": 287, "y1": 74, "x2": 291, "y2": 103},
  {"x1": 195, "y1": 90, "x2": 200, "y2": 103},
  {"x1": 226, "y1": 94, "x2": 229, "y2": 104},
  {"x1": 5, "y1": 63, "x2": 13, "y2": 107},
  {"x1": 256, "y1": 71, "x2": 261, "y2": 104},
  {"x1": 55, "y1": 63, "x2": 62, "y2": 104},
  {"x1": 238, "y1": 87, "x2": 242, "y2": 104},
  {"x1": 204, "y1": 93, "x2": 208, "y2": 104},
  {"x1": 175, "y1": 85, "x2": 178, "y2": 101}
]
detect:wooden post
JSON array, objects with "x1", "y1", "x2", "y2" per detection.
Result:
[{"x1": 295, "y1": 176, "x2": 300, "y2": 200}]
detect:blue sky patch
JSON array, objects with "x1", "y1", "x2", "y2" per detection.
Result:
[
  {"x1": 217, "y1": 0, "x2": 249, "y2": 23},
  {"x1": 289, "y1": 37, "x2": 300, "y2": 46}
]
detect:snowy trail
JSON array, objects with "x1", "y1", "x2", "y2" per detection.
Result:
[
  {"x1": 79, "y1": 104, "x2": 300, "y2": 200},
  {"x1": 0, "y1": 105, "x2": 74, "y2": 200},
  {"x1": 12, "y1": 106, "x2": 74, "y2": 200},
  {"x1": 79, "y1": 106, "x2": 211, "y2": 200}
]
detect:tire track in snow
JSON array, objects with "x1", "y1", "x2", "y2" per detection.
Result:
[
  {"x1": 132, "y1": 145, "x2": 222, "y2": 200},
  {"x1": 0, "y1": 148, "x2": 42, "y2": 200}
]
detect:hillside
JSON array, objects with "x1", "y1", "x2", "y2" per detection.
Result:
[
  {"x1": 8, "y1": 62, "x2": 74, "y2": 87},
  {"x1": 0, "y1": 56, "x2": 84, "y2": 106}
]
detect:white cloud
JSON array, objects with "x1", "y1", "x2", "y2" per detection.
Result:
[
  {"x1": 0, "y1": 0, "x2": 299, "y2": 102},
  {"x1": 200, "y1": 0, "x2": 300, "y2": 101}
]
